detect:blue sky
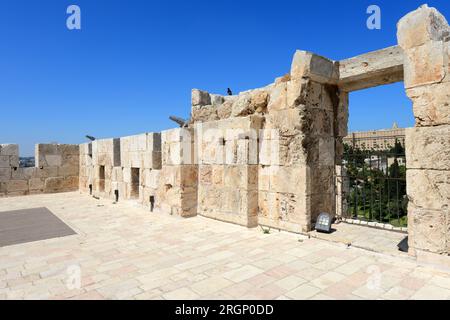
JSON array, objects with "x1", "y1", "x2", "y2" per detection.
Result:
[{"x1": 1, "y1": 1, "x2": 449, "y2": 156}]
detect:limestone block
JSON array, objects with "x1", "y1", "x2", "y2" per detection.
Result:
[
  {"x1": 192, "y1": 105, "x2": 219, "y2": 123},
  {"x1": 149, "y1": 169, "x2": 161, "y2": 190},
  {"x1": 44, "y1": 176, "x2": 78, "y2": 193},
  {"x1": 336, "y1": 91, "x2": 349, "y2": 137},
  {"x1": 58, "y1": 164, "x2": 79, "y2": 177},
  {"x1": 161, "y1": 128, "x2": 190, "y2": 144},
  {"x1": 397, "y1": 4, "x2": 450, "y2": 50},
  {"x1": 268, "y1": 82, "x2": 288, "y2": 112},
  {"x1": 210, "y1": 94, "x2": 225, "y2": 106},
  {"x1": 403, "y1": 40, "x2": 446, "y2": 89},
  {"x1": 35, "y1": 167, "x2": 58, "y2": 178},
  {"x1": 129, "y1": 152, "x2": 142, "y2": 168},
  {"x1": 266, "y1": 109, "x2": 302, "y2": 137},
  {"x1": 291, "y1": 50, "x2": 337, "y2": 83},
  {"x1": 0, "y1": 156, "x2": 9, "y2": 168},
  {"x1": 310, "y1": 165, "x2": 335, "y2": 195},
  {"x1": 0, "y1": 144, "x2": 19, "y2": 156},
  {"x1": 147, "y1": 133, "x2": 162, "y2": 151},
  {"x1": 286, "y1": 79, "x2": 308, "y2": 109},
  {"x1": 231, "y1": 93, "x2": 252, "y2": 117},
  {"x1": 192, "y1": 89, "x2": 211, "y2": 106},
  {"x1": 58, "y1": 144, "x2": 80, "y2": 156},
  {"x1": 136, "y1": 134, "x2": 148, "y2": 151},
  {"x1": 249, "y1": 90, "x2": 269, "y2": 114},
  {"x1": 406, "y1": 82, "x2": 450, "y2": 126},
  {"x1": 300, "y1": 107, "x2": 334, "y2": 136},
  {"x1": 409, "y1": 206, "x2": 447, "y2": 254},
  {"x1": 180, "y1": 165, "x2": 198, "y2": 189},
  {"x1": 11, "y1": 167, "x2": 36, "y2": 180},
  {"x1": 142, "y1": 151, "x2": 161, "y2": 169},
  {"x1": 79, "y1": 143, "x2": 90, "y2": 155},
  {"x1": 407, "y1": 169, "x2": 449, "y2": 210},
  {"x1": 269, "y1": 165, "x2": 308, "y2": 195},
  {"x1": 29, "y1": 178, "x2": 45, "y2": 191},
  {"x1": 6, "y1": 180, "x2": 28, "y2": 192},
  {"x1": 217, "y1": 99, "x2": 233, "y2": 119},
  {"x1": 0, "y1": 168, "x2": 11, "y2": 182},
  {"x1": 9, "y1": 156, "x2": 19, "y2": 168},
  {"x1": 258, "y1": 165, "x2": 271, "y2": 191},
  {"x1": 111, "y1": 167, "x2": 123, "y2": 182},
  {"x1": 123, "y1": 168, "x2": 131, "y2": 184},
  {"x1": 199, "y1": 165, "x2": 212, "y2": 185},
  {"x1": 406, "y1": 125, "x2": 450, "y2": 170},
  {"x1": 39, "y1": 154, "x2": 62, "y2": 167}
]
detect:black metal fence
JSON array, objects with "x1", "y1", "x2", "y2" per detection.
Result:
[{"x1": 337, "y1": 143, "x2": 408, "y2": 228}]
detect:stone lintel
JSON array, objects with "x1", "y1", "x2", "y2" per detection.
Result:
[{"x1": 338, "y1": 45, "x2": 404, "y2": 92}]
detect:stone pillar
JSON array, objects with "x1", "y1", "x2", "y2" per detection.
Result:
[
  {"x1": 397, "y1": 5, "x2": 450, "y2": 256},
  {"x1": 195, "y1": 116, "x2": 262, "y2": 227},
  {"x1": 158, "y1": 128, "x2": 198, "y2": 217},
  {"x1": 281, "y1": 51, "x2": 340, "y2": 231}
]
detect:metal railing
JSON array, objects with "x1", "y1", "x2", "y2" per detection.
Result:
[{"x1": 336, "y1": 145, "x2": 407, "y2": 228}]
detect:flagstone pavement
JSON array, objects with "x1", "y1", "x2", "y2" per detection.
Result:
[{"x1": 1, "y1": 192, "x2": 450, "y2": 300}]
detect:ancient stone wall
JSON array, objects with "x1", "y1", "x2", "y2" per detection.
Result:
[
  {"x1": 74, "y1": 5, "x2": 450, "y2": 260},
  {"x1": 0, "y1": 143, "x2": 79, "y2": 196},
  {"x1": 79, "y1": 133, "x2": 162, "y2": 207},
  {"x1": 158, "y1": 128, "x2": 197, "y2": 217},
  {"x1": 189, "y1": 52, "x2": 344, "y2": 232},
  {"x1": 397, "y1": 5, "x2": 450, "y2": 257},
  {"x1": 194, "y1": 116, "x2": 261, "y2": 227}
]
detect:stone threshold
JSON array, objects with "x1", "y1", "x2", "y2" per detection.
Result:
[{"x1": 341, "y1": 218, "x2": 408, "y2": 233}]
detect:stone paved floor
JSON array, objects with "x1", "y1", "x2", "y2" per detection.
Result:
[
  {"x1": 309, "y1": 223, "x2": 408, "y2": 256},
  {"x1": 1, "y1": 192, "x2": 450, "y2": 300}
]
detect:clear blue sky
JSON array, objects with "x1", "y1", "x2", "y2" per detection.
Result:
[{"x1": 1, "y1": 0, "x2": 449, "y2": 156}]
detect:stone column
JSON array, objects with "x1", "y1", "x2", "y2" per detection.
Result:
[
  {"x1": 397, "y1": 5, "x2": 450, "y2": 257},
  {"x1": 265, "y1": 51, "x2": 340, "y2": 231}
]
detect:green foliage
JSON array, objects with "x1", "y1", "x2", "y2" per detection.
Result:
[{"x1": 344, "y1": 143, "x2": 407, "y2": 227}]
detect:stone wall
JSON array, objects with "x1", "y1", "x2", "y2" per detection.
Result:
[
  {"x1": 79, "y1": 133, "x2": 162, "y2": 207},
  {"x1": 74, "y1": 4, "x2": 450, "y2": 260},
  {"x1": 189, "y1": 52, "x2": 344, "y2": 232},
  {"x1": 0, "y1": 143, "x2": 79, "y2": 196},
  {"x1": 194, "y1": 116, "x2": 261, "y2": 227},
  {"x1": 398, "y1": 5, "x2": 450, "y2": 256}
]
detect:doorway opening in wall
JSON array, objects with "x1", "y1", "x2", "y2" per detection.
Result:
[
  {"x1": 130, "y1": 168, "x2": 140, "y2": 199},
  {"x1": 338, "y1": 82, "x2": 414, "y2": 230},
  {"x1": 99, "y1": 166, "x2": 105, "y2": 193}
]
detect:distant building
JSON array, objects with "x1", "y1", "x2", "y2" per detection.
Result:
[{"x1": 343, "y1": 123, "x2": 405, "y2": 151}]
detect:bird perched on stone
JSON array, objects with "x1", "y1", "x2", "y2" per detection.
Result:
[{"x1": 227, "y1": 88, "x2": 233, "y2": 96}]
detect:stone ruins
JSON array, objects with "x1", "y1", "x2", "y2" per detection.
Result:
[{"x1": 1, "y1": 5, "x2": 449, "y2": 264}]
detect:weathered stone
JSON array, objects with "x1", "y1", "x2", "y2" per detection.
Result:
[
  {"x1": 406, "y1": 82, "x2": 450, "y2": 126},
  {"x1": 407, "y1": 169, "x2": 449, "y2": 211},
  {"x1": 0, "y1": 144, "x2": 19, "y2": 156},
  {"x1": 397, "y1": 4, "x2": 450, "y2": 50},
  {"x1": 192, "y1": 89, "x2": 211, "y2": 106},
  {"x1": 339, "y1": 46, "x2": 404, "y2": 92},
  {"x1": 29, "y1": 178, "x2": 45, "y2": 191},
  {"x1": 406, "y1": 125, "x2": 450, "y2": 170},
  {"x1": 268, "y1": 82, "x2": 287, "y2": 112},
  {"x1": 409, "y1": 206, "x2": 447, "y2": 254},
  {"x1": 44, "y1": 176, "x2": 78, "y2": 193},
  {"x1": 249, "y1": 90, "x2": 269, "y2": 114},
  {"x1": 191, "y1": 105, "x2": 219, "y2": 123},
  {"x1": 231, "y1": 93, "x2": 252, "y2": 117},
  {"x1": 217, "y1": 99, "x2": 233, "y2": 119},
  {"x1": 403, "y1": 40, "x2": 446, "y2": 89},
  {"x1": 291, "y1": 50, "x2": 337, "y2": 83},
  {"x1": 0, "y1": 168, "x2": 11, "y2": 182},
  {"x1": 6, "y1": 180, "x2": 28, "y2": 192}
]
